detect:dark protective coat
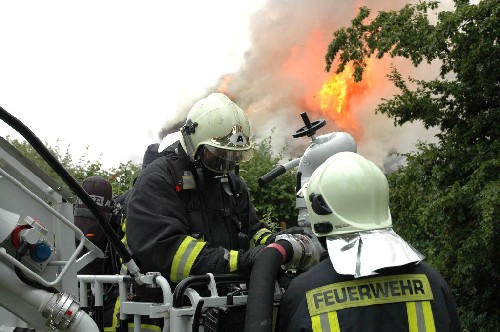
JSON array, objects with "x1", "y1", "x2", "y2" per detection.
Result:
[
  {"x1": 278, "y1": 255, "x2": 461, "y2": 332},
  {"x1": 126, "y1": 146, "x2": 264, "y2": 292}
]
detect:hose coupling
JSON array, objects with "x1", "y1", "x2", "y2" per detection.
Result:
[
  {"x1": 41, "y1": 292, "x2": 82, "y2": 330},
  {"x1": 274, "y1": 233, "x2": 319, "y2": 271}
]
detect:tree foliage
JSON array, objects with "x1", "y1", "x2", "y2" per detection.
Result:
[
  {"x1": 4, "y1": 136, "x2": 140, "y2": 201},
  {"x1": 239, "y1": 133, "x2": 298, "y2": 231},
  {"x1": 325, "y1": 0, "x2": 499, "y2": 329}
]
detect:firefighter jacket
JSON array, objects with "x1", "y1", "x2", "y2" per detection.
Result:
[
  {"x1": 126, "y1": 147, "x2": 268, "y2": 292},
  {"x1": 277, "y1": 254, "x2": 461, "y2": 332}
]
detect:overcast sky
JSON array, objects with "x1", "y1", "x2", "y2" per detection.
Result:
[{"x1": 0, "y1": 1, "x2": 265, "y2": 169}]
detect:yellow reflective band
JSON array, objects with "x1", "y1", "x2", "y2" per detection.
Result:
[
  {"x1": 229, "y1": 250, "x2": 239, "y2": 272},
  {"x1": 109, "y1": 297, "x2": 163, "y2": 332},
  {"x1": 121, "y1": 218, "x2": 126, "y2": 233},
  {"x1": 171, "y1": 237, "x2": 195, "y2": 282},
  {"x1": 252, "y1": 228, "x2": 272, "y2": 247},
  {"x1": 311, "y1": 311, "x2": 340, "y2": 332},
  {"x1": 407, "y1": 301, "x2": 418, "y2": 331},
  {"x1": 119, "y1": 219, "x2": 128, "y2": 270},
  {"x1": 311, "y1": 314, "x2": 322, "y2": 332},
  {"x1": 170, "y1": 236, "x2": 207, "y2": 282},
  {"x1": 261, "y1": 234, "x2": 271, "y2": 244},
  {"x1": 108, "y1": 296, "x2": 121, "y2": 329},
  {"x1": 422, "y1": 301, "x2": 436, "y2": 332},
  {"x1": 184, "y1": 241, "x2": 206, "y2": 278},
  {"x1": 121, "y1": 219, "x2": 128, "y2": 247},
  {"x1": 127, "y1": 323, "x2": 162, "y2": 332},
  {"x1": 327, "y1": 311, "x2": 340, "y2": 332},
  {"x1": 307, "y1": 274, "x2": 433, "y2": 316},
  {"x1": 407, "y1": 301, "x2": 436, "y2": 332}
]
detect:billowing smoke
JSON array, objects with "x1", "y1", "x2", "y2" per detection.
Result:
[{"x1": 163, "y1": 0, "x2": 442, "y2": 172}]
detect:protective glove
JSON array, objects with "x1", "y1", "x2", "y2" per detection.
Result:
[
  {"x1": 265, "y1": 226, "x2": 306, "y2": 245},
  {"x1": 237, "y1": 245, "x2": 266, "y2": 275}
]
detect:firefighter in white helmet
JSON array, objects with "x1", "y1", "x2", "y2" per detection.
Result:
[
  {"x1": 125, "y1": 93, "x2": 302, "y2": 330},
  {"x1": 278, "y1": 152, "x2": 460, "y2": 332}
]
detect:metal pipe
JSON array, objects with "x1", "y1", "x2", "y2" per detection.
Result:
[
  {"x1": 154, "y1": 275, "x2": 172, "y2": 332},
  {"x1": 0, "y1": 261, "x2": 99, "y2": 331}
]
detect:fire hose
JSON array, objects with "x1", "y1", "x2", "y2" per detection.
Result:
[{"x1": 245, "y1": 234, "x2": 318, "y2": 332}]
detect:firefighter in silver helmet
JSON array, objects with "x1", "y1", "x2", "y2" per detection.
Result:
[
  {"x1": 125, "y1": 92, "x2": 301, "y2": 329},
  {"x1": 277, "y1": 151, "x2": 461, "y2": 332}
]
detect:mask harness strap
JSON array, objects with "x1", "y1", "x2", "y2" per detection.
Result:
[{"x1": 194, "y1": 159, "x2": 204, "y2": 190}]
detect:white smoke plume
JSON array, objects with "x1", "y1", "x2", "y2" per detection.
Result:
[{"x1": 165, "y1": 0, "x2": 445, "y2": 172}]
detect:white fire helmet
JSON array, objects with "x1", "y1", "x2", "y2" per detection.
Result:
[
  {"x1": 179, "y1": 93, "x2": 253, "y2": 173},
  {"x1": 303, "y1": 151, "x2": 392, "y2": 237}
]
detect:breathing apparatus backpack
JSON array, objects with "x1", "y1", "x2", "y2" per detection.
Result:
[
  {"x1": 74, "y1": 175, "x2": 115, "y2": 275},
  {"x1": 74, "y1": 175, "x2": 121, "y2": 320}
]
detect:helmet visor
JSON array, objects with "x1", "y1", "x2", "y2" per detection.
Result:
[
  {"x1": 205, "y1": 144, "x2": 253, "y2": 162},
  {"x1": 200, "y1": 145, "x2": 253, "y2": 173}
]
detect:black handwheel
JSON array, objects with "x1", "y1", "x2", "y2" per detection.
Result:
[{"x1": 292, "y1": 112, "x2": 326, "y2": 138}]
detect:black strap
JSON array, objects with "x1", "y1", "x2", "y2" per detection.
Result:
[
  {"x1": 74, "y1": 207, "x2": 111, "y2": 221},
  {"x1": 228, "y1": 172, "x2": 242, "y2": 196}
]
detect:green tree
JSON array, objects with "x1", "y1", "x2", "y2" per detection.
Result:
[
  {"x1": 108, "y1": 161, "x2": 141, "y2": 197},
  {"x1": 3, "y1": 136, "x2": 141, "y2": 201},
  {"x1": 239, "y1": 133, "x2": 297, "y2": 231},
  {"x1": 325, "y1": 0, "x2": 499, "y2": 330}
]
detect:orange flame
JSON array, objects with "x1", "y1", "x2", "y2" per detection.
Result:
[
  {"x1": 279, "y1": 29, "x2": 377, "y2": 140},
  {"x1": 220, "y1": 26, "x2": 384, "y2": 142},
  {"x1": 316, "y1": 62, "x2": 373, "y2": 137}
]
